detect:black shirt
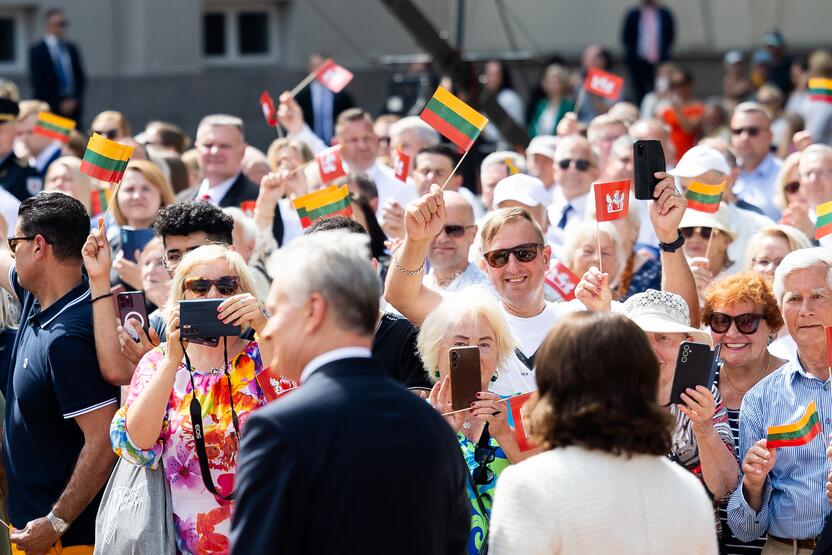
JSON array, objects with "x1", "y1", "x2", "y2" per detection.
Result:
[{"x1": 372, "y1": 313, "x2": 430, "y2": 389}]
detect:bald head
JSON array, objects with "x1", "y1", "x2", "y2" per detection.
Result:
[{"x1": 443, "y1": 190, "x2": 474, "y2": 224}]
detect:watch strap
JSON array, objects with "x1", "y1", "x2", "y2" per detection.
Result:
[{"x1": 659, "y1": 230, "x2": 685, "y2": 253}]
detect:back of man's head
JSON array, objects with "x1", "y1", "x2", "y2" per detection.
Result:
[
  {"x1": 304, "y1": 215, "x2": 367, "y2": 236},
  {"x1": 18, "y1": 192, "x2": 89, "y2": 263},
  {"x1": 154, "y1": 200, "x2": 234, "y2": 244}
]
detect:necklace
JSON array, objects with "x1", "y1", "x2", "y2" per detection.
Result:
[{"x1": 722, "y1": 355, "x2": 771, "y2": 395}]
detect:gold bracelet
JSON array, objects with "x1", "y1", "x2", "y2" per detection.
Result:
[{"x1": 392, "y1": 256, "x2": 425, "y2": 277}]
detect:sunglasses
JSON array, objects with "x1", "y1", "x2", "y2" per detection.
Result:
[
  {"x1": 680, "y1": 227, "x2": 714, "y2": 240},
  {"x1": 473, "y1": 443, "x2": 497, "y2": 485},
  {"x1": 557, "y1": 158, "x2": 591, "y2": 171},
  {"x1": 708, "y1": 312, "x2": 764, "y2": 335},
  {"x1": 784, "y1": 181, "x2": 800, "y2": 194},
  {"x1": 731, "y1": 126, "x2": 761, "y2": 137},
  {"x1": 483, "y1": 243, "x2": 543, "y2": 268},
  {"x1": 7, "y1": 236, "x2": 36, "y2": 252},
  {"x1": 438, "y1": 224, "x2": 475, "y2": 238},
  {"x1": 183, "y1": 276, "x2": 240, "y2": 296}
]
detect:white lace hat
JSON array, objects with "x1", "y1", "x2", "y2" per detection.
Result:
[{"x1": 623, "y1": 289, "x2": 713, "y2": 347}]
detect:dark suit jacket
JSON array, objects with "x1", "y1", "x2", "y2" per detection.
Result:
[
  {"x1": 176, "y1": 172, "x2": 285, "y2": 246},
  {"x1": 621, "y1": 6, "x2": 675, "y2": 63},
  {"x1": 231, "y1": 356, "x2": 470, "y2": 555},
  {"x1": 295, "y1": 86, "x2": 355, "y2": 141},
  {"x1": 28, "y1": 40, "x2": 86, "y2": 120}
]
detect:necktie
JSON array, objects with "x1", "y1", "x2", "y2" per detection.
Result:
[
  {"x1": 557, "y1": 204, "x2": 573, "y2": 230},
  {"x1": 53, "y1": 44, "x2": 70, "y2": 94}
]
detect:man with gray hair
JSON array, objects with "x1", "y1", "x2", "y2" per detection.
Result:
[
  {"x1": 231, "y1": 231, "x2": 470, "y2": 554},
  {"x1": 730, "y1": 101, "x2": 782, "y2": 220},
  {"x1": 728, "y1": 247, "x2": 832, "y2": 551},
  {"x1": 480, "y1": 150, "x2": 526, "y2": 211},
  {"x1": 388, "y1": 115, "x2": 439, "y2": 173}
]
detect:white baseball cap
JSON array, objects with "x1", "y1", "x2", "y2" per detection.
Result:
[
  {"x1": 668, "y1": 145, "x2": 731, "y2": 178},
  {"x1": 526, "y1": 135, "x2": 558, "y2": 160},
  {"x1": 678, "y1": 202, "x2": 737, "y2": 239},
  {"x1": 493, "y1": 174, "x2": 550, "y2": 208}
]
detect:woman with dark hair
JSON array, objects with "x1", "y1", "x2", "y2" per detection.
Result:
[
  {"x1": 489, "y1": 312, "x2": 717, "y2": 554},
  {"x1": 480, "y1": 60, "x2": 525, "y2": 145}
]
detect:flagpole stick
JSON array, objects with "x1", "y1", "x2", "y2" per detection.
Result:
[
  {"x1": 97, "y1": 179, "x2": 123, "y2": 231},
  {"x1": 573, "y1": 87, "x2": 587, "y2": 118},
  {"x1": 275, "y1": 122, "x2": 284, "y2": 139},
  {"x1": 442, "y1": 392, "x2": 525, "y2": 416},
  {"x1": 596, "y1": 219, "x2": 604, "y2": 275},
  {"x1": 440, "y1": 148, "x2": 471, "y2": 191},
  {"x1": 704, "y1": 231, "x2": 714, "y2": 264},
  {"x1": 288, "y1": 70, "x2": 319, "y2": 98}
]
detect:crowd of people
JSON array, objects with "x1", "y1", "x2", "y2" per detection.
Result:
[{"x1": 0, "y1": 4, "x2": 832, "y2": 555}]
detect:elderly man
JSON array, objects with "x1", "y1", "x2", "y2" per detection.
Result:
[
  {"x1": 730, "y1": 102, "x2": 782, "y2": 220},
  {"x1": 525, "y1": 135, "x2": 557, "y2": 194},
  {"x1": 547, "y1": 135, "x2": 599, "y2": 247},
  {"x1": 388, "y1": 116, "x2": 439, "y2": 174},
  {"x1": 231, "y1": 231, "x2": 469, "y2": 554},
  {"x1": 781, "y1": 144, "x2": 832, "y2": 248},
  {"x1": 727, "y1": 248, "x2": 832, "y2": 553},
  {"x1": 587, "y1": 114, "x2": 628, "y2": 179},
  {"x1": 480, "y1": 150, "x2": 526, "y2": 212}
]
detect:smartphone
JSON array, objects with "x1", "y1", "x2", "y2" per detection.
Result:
[
  {"x1": 117, "y1": 291, "x2": 149, "y2": 342},
  {"x1": 633, "y1": 140, "x2": 666, "y2": 200},
  {"x1": 449, "y1": 346, "x2": 481, "y2": 411},
  {"x1": 179, "y1": 299, "x2": 241, "y2": 347},
  {"x1": 669, "y1": 342, "x2": 721, "y2": 405},
  {"x1": 121, "y1": 226, "x2": 156, "y2": 262}
]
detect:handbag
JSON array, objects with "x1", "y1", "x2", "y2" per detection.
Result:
[{"x1": 93, "y1": 458, "x2": 176, "y2": 555}]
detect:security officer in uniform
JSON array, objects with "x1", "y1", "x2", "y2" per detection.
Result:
[{"x1": 0, "y1": 98, "x2": 40, "y2": 202}]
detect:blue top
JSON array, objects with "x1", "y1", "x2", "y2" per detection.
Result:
[
  {"x1": 0, "y1": 266, "x2": 118, "y2": 546},
  {"x1": 727, "y1": 357, "x2": 832, "y2": 541},
  {"x1": 733, "y1": 154, "x2": 783, "y2": 221}
]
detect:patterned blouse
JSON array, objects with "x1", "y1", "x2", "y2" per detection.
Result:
[
  {"x1": 458, "y1": 432, "x2": 511, "y2": 555},
  {"x1": 111, "y1": 342, "x2": 295, "y2": 555}
]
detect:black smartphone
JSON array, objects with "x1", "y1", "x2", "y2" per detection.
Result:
[
  {"x1": 450, "y1": 346, "x2": 481, "y2": 411},
  {"x1": 669, "y1": 342, "x2": 721, "y2": 405},
  {"x1": 117, "y1": 291, "x2": 149, "y2": 342},
  {"x1": 633, "y1": 139, "x2": 666, "y2": 200},
  {"x1": 121, "y1": 226, "x2": 156, "y2": 262},
  {"x1": 179, "y1": 299, "x2": 241, "y2": 347}
]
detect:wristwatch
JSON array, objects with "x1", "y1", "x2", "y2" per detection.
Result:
[
  {"x1": 658, "y1": 230, "x2": 685, "y2": 253},
  {"x1": 46, "y1": 511, "x2": 69, "y2": 534}
]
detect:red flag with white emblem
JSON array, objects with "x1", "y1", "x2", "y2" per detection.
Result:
[
  {"x1": 316, "y1": 145, "x2": 347, "y2": 184},
  {"x1": 594, "y1": 180, "x2": 631, "y2": 222},
  {"x1": 392, "y1": 147, "x2": 410, "y2": 183},
  {"x1": 315, "y1": 59, "x2": 354, "y2": 93},
  {"x1": 545, "y1": 262, "x2": 579, "y2": 301},
  {"x1": 260, "y1": 91, "x2": 277, "y2": 126},
  {"x1": 584, "y1": 68, "x2": 624, "y2": 100}
]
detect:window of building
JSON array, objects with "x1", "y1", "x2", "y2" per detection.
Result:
[
  {"x1": 202, "y1": 6, "x2": 276, "y2": 63},
  {"x1": 0, "y1": 11, "x2": 26, "y2": 73}
]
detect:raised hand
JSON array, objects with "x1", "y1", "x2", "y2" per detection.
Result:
[
  {"x1": 404, "y1": 184, "x2": 446, "y2": 242},
  {"x1": 277, "y1": 92, "x2": 305, "y2": 135},
  {"x1": 380, "y1": 199, "x2": 405, "y2": 239},
  {"x1": 649, "y1": 172, "x2": 687, "y2": 244},
  {"x1": 575, "y1": 266, "x2": 612, "y2": 312},
  {"x1": 742, "y1": 438, "x2": 777, "y2": 489},
  {"x1": 81, "y1": 227, "x2": 112, "y2": 285}
]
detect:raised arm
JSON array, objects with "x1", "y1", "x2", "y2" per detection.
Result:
[{"x1": 383, "y1": 185, "x2": 445, "y2": 326}]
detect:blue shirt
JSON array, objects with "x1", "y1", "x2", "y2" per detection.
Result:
[
  {"x1": 0, "y1": 266, "x2": 118, "y2": 546},
  {"x1": 727, "y1": 358, "x2": 832, "y2": 541},
  {"x1": 733, "y1": 154, "x2": 783, "y2": 221}
]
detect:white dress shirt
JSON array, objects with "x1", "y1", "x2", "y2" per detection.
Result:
[
  {"x1": 546, "y1": 189, "x2": 589, "y2": 248},
  {"x1": 299, "y1": 346, "x2": 372, "y2": 383},
  {"x1": 195, "y1": 174, "x2": 238, "y2": 206},
  {"x1": 33, "y1": 143, "x2": 61, "y2": 174}
]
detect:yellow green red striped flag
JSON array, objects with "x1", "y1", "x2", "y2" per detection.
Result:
[
  {"x1": 766, "y1": 401, "x2": 821, "y2": 448},
  {"x1": 33, "y1": 112, "x2": 75, "y2": 143},
  {"x1": 809, "y1": 78, "x2": 832, "y2": 103},
  {"x1": 420, "y1": 87, "x2": 488, "y2": 151},
  {"x1": 81, "y1": 133, "x2": 135, "y2": 183},
  {"x1": 816, "y1": 200, "x2": 832, "y2": 240},
  {"x1": 89, "y1": 184, "x2": 113, "y2": 216},
  {"x1": 292, "y1": 184, "x2": 352, "y2": 228},
  {"x1": 685, "y1": 181, "x2": 725, "y2": 214}
]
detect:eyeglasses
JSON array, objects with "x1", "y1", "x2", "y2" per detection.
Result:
[
  {"x1": 557, "y1": 158, "x2": 591, "y2": 172},
  {"x1": 752, "y1": 256, "x2": 784, "y2": 270},
  {"x1": 7, "y1": 236, "x2": 36, "y2": 252},
  {"x1": 473, "y1": 426, "x2": 497, "y2": 485},
  {"x1": 437, "y1": 224, "x2": 475, "y2": 238},
  {"x1": 93, "y1": 129, "x2": 118, "y2": 140},
  {"x1": 483, "y1": 243, "x2": 543, "y2": 268},
  {"x1": 708, "y1": 312, "x2": 764, "y2": 334},
  {"x1": 731, "y1": 126, "x2": 761, "y2": 137},
  {"x1": 680, "y1": 227, "x2": 714, "y2": 240},
  {"x1": 183, "y1": 276, "x2": 240, "y2": 296},
  {"x1": 784, "y1": 181, "x2": 800, "y2": 194}
]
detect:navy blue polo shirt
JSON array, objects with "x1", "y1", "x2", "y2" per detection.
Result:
[{"x1": 0, "y1": 267, "x2": 118, "y2": 546}]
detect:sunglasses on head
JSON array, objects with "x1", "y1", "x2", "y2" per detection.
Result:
[
  {"x1": 680, "y1": 226, "x2": 714, "y2": 240},
  {"x1": 731, "y1": 126, "x2": 761, "y2": 137},
  {"x1": 437, "y1": 224, "x2": 475, "y2": 238},
  {"x1": 557, "y1": 158, "x2": 591, "y2": 171},
  {"x1": 483, "y1": 243, "x2": 543, "y2": 268},
  {"x1": 183, "y1": 276, "x2": 239, "y2": 296},
  {"x1": 708, "y1": 312, "x2": 764, "y2": 335},
  {"x1": 784, "y1": 181, "x2": 800, "y2": 194}
]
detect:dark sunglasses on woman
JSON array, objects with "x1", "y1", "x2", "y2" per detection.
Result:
[
  {"x1": 183, "y1": 276, "x2": 240, "y2": 296},
  {"x1": 557, "y1": 158, "x2": 591, "y2": 172},
  {"x1": 483, "y1": 243, "x2": 543, "y2": 268},
  {"x1": 708, "y1": 312, "x2": 764, "y2": 334},
  {"x1": 680, "y1": 227, "x2": 714, "y2": 240}
]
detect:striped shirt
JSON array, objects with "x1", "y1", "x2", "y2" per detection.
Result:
[{"x1": 727, "y1": 358, "x2": 832, "y2": 541}]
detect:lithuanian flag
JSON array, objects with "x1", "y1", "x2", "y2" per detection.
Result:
[
  {"x1": 89, "y1": 185, "x2": 113, "y2": 216},
  {"x1": 292, "y1": 184, "x2": 352, "y2": 228},
  {"x1": 420, "y1": 87, "x2": 488, "y2": 152},
  {"x1": 33, "y1": 112, "x2": 75, "y2": 143},
  {"x1": 816, "y1": 200, "x2": 832, "y2": 240},
  {"x1": 809, "y1": 78, "x2": 832, "y2": 103},
  {"x1": 685, "y1": 181, "x2": 725, "y2": 214},
  {"x1": 81, "y1": 133, "x2": 135, "y2": 183},
  {"x1": 767, "y1": 401, "x2": 821, "y2": 448}
]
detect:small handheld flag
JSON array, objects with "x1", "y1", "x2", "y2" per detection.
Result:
[
  {"x1": 809, "y1": 78, "x2": 832, "y2": 104},
  {"x1": 685, "y1": 181, "x2": 726, "y2": 214},
  {"x1": 292, "y1": 184, "x2": 352, "y2": 228},
  {"x1": 89, "y1": 185, "x2": 113, "y2": 216},
  {"x1": 33, "y1": 112, "x2": 75, "y2": 143},
  {"x1": 80, "y1": 133, "x2": 135, "y2": 184},
  {"x1": 260, "y1": 91, "x2": 277, "y2": 126},
  {"x1": 505, "y1": 392, "x2": 535, "y2": 452},
  {"x1": 545, "y1": 262, "x2": 579, "y2": 301},
  {"x1": 594, "y1": 180, "x2": 630, "y2": 222},
  {"x1": 392, "y1": 147, "x2": 410, "y2": 183},
  {"x1": 766, "y1": 401, "x2": 821, "y2": 449},
  {"x1": 816, "y1": 200, "x2": 832, "y2": 240},
  {"x1": 315, "y1": 59, "x2": 353, "y2": 93},
  {"x1": 584, "y1": 68, "x2": 624, "y2": 101},
  {"x1": 240, "y1": 200, "x2": 257, "y2": 217},
  {"x1": 316, "y1": 145, "x2": 347, "y2": 184},
  {"x1": 420, "y1": 87, "x2": 489, "y2": 152}
]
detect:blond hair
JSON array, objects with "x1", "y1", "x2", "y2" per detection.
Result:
[
  {"x1": 773, "y1": 151, "x2": 802, "y2": 211},
  {"x1": 112, "y1": 160, "x2": 177, "y2": 226},
  {"x1": 743, "y1": 225, "x2": 813, "y2": 271},
  {"x1": 479, "y1": 207, "x2": 544, "y2": 253},
  {"x1": 43, "y1": 156, "x2": 95, "y2": 215},
  {"x1": 17, "y1": 100, "x2": 49, "y2": 122}
]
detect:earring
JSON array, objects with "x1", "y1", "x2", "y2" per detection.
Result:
[
  {"x1": 767, "y1": 335, "x2": 776, "y2": 345},
  {"x1": 490, "y1": 373, "x2": 498, "y2": 383},
  {"x1": 434, "y1": 369, "x2": 440, "y2": 379}
]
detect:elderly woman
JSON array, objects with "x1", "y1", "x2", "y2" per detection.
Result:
[
  {"x1": 43, "y1": 156, "x2": 96, "y2": 216},
  {"x1": 111, "y1": 244, "x2": 287, "y2": 555},
  {"x1": 743, "y1": 224, "x2": 812, "y2": 280},
  {"x1": 702, "y1": 273, "x2": 785, "y2": 553},
  {"x1": 139, "y1": 237, "x2": 170, "y2": 314},
  {"x1": 489, "y1": 312, "x2": 717, "y2": 554},
  {"x1": 418, "y1": 287, "x2": 525, "y2": 555},
  {"x1": 625, "y1": 290, "x2": 740, "y2": 522},
  {"x1": 680, "y1": 204, "x2": 738, "y2": 301},
  {"x1": 562, "y1": 221, "x2": 627, "y2": 300}
]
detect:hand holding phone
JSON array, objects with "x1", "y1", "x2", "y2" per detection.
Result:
[
  {"x1": 669, "y1": 343, "x2": 720, "y2": 406},
  {"x1": 117, "y1": 291, "x2": 148, "y2": 342},
  {"x1": 449, "y1": 346, "x2": 481, "y2": 411},
  {"x1": 180, "y1": 299, "x2": 241, "y2": 347},
  {"x1": 634, "y1": 140, "x2": 666, "y2": 200}
]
